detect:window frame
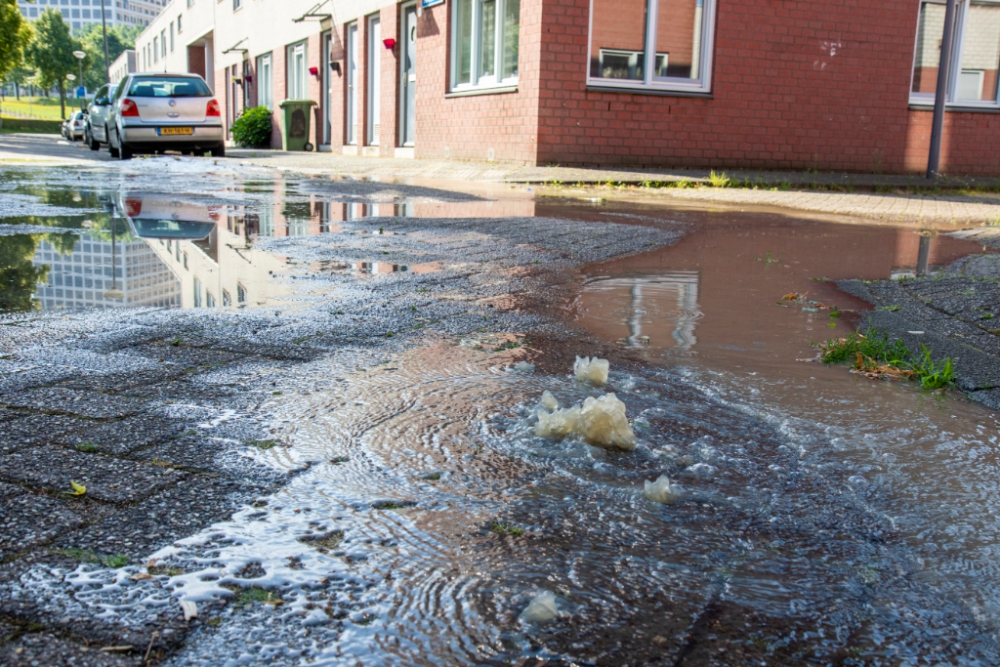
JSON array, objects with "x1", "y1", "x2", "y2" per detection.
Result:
[
  {"x1": 585, "y1": 0, "x2": 717, "y2": 94},
  {"x1": 256, "y1": 52, "x2": 273, "y2": 110},
  {"x1": 449, "y1": 0, "x2": 520, "y2": 92},
  {"x1": 909, "y1": 0, "x2": 1000, "y2": 109},
  {"x1": 286, "y1": 41, "x2": 308, "y2": 100}
]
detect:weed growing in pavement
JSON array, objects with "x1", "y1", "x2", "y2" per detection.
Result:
[
  {"x1": 247, "y1": 439, "x2": 278, "y2": 450},
  {"x1": 233, "y1": 587, "x2": 281, "y2": 607},
  {"x1": 819, "y1": 328, "x2": 956, "y2": 389},
  {"x1": 878, "y1": 305, "x2": 902, "y2": 312},
  {"x1": 50, "y1": 548, "x2": 128, "y2": 568},
  {"x1": 490, "y1": 522, "x2": 525, "y2": 536},
  {"x1": 912, "y1": 345, "x2": 956, "y2": 389},
  {"x1": 708, "y1": 170, "x2": 731, "y2": 188},
  {"x1": 75, "y1": 441, "x2": 98, "y2": 452}
]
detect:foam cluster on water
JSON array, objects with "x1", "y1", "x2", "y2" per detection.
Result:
[{"x1": 573, "y1": 356, "x2": 609, "y2": 386}]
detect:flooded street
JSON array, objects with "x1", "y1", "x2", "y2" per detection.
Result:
[{"x1": 2, "y1": 160, "x2": 1000, "y2": 666}]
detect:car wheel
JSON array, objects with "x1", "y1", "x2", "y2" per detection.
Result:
[
  {"x1": 210, "y1": 145, "x2": 226, "y2": 158},
  {"x1": 87, "y1": 130, "x2": 100, "y2": 151},
  {"x1": 119, "y1": 141, "x2": 134, "y2": 160},
  {"x1": 108, "y1": 129, "x2": 120, "y2": 158}
]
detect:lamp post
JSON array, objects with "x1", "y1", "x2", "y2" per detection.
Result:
[
  {"x1": 104, "y1": 218, "x2": 125, "y2": 301},
  {"x1": 72, "y1": 50, "x2": 86, "y2": 110},
  {"x1": 99, "y1": 0, "x2": 110, "y2": 84},
  {"x1": 927, "y1": 0, "x2": 959, "y2": 179}
]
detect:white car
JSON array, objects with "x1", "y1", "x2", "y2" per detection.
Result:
[
  {"x1": 85, "y1": 82, "x2": 119, "y2": 151},
  {"x1": 63, "y1": 110, "x2": 87, "y2": 140},
  {"x1": 106, "y1": 72, "x2": 225, "y2": 159}
]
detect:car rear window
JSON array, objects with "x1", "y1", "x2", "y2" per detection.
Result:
[{"x1": 126, "y1": 77, "x2": 212, "y2": 98}]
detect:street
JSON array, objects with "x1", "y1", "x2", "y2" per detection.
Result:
[{"x1": 1, "y1": 138, "x2": 1000, "y2": 666}]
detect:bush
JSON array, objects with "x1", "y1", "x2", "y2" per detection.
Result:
[{"x1": 231, "y1": 106, "x2": 272, "y2": 148}]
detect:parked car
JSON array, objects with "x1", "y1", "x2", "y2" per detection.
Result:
[
  {"x1": 62, "y1": 110, "x2": 87, "y2": 140},
  {"x1": 106, "y1": 73, "x2": 225, "y2": 159},
  {"x1": 116, "y1": 192, "x2": 219, "y2": 241},
  {"x1": 84, "y1": 82, "x2": 119, "y2": 151}
]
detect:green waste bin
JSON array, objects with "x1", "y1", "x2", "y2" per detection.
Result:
[{"x1": 278, "y1": 99, "x2": 317, "y2": 151}]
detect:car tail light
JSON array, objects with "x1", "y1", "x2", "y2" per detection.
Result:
[
  {"x1": 206, "y1": 100, "x2": 221, "y2": 117},
  {"x1": 121, "y1": 98, "x2": 139, "y2": 117},
  {"x1": 124, "y1": 199, "x2": 142, "y2": 217}
]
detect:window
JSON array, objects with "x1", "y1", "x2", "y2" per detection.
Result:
[
  {"x1": 912, "y1": 0, "x2": 1000, "y2": 107},
  {"x1": 237, "y1": 283, "x2": 246, "y2": 304},
  {"x1": 587, "y1": 0, "x2": 716, "y2": 93},
  {"x1": 286, "y1": 41, "x2": 308, "y2": 99},
  {"x1": 451, "y1": 0, "x2": 520, "y2": 89},
  {"x1": 233, "y1": 0, "x2": 241, "y2": 9},
  {"x1": 161, "y1": 30, "x2": 166, "y2": 58},
  {"x1": 169, "y1": 23, "x2": 174, "y2": 52},
  {"x1": 257, "y1": 53, "x2": 273, "y2": 109},
  {"x1": 177, "y1": 15, "x2": 181, "y2": 33},
  {"x1": 153, "y1": 37, "x2": 158, "y2": 63},
  {"x1": 193, "y1": 278, "x2": 202, "y2": 307}
]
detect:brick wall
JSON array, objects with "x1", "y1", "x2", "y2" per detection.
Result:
[
  {"x1": 535, "y1": 0, "x2": 932, "y2": 172},
  {"x1": 379, "y1": 5, "x2": 399, "y2": 156},
  {"x1": 411, "y1": 0, "x2": 542, "y2": 164}
]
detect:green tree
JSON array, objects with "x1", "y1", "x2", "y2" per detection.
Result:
[
  {"x1": 78, "y1": 23, "x2": 139, "y2": 90},
  {"x1": 25, "y1": 9, "x2": 86, "y2": 119},
  {"x1": 0, "y1": 234, "x2": 48, "y2": 313},
  {"x1": 0, "y1": 0, "x2": 32, "y2": 108}
]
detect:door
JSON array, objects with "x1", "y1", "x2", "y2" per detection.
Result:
[
  {"x1": 346, "y1": 23, "x2": 359, "y2": 145},
  {"x1": 367, "y1": 17, "x2": 381, "y2": 146},
  {"x1": 321, "y1": 30, "x2": 332, "y2": 145},
  {"x1": 400, "y1": 4, "x2": 417, "y2": 146}
]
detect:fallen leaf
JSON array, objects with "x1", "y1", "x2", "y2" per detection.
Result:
[
  {"x1": 99, "y1": 646, "x2": 133, "y2": 653},
  {"x1": 130, "y1": 573, "x2": 153, "y2": 581},
  {"x1": 64, "y1": 481, "x2": 86, "y2": 496}
]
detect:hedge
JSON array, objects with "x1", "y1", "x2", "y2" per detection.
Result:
[{"x1": 0, "y1": 116, "x2": 63, "y2": 134}]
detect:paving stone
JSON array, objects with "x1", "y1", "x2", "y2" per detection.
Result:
[
  {"x1": 0, "y1": 446, "x2": 184, "y2": 504},
  {"x1": 0, "y1": 387, "x2": 148, "y2": 420},
  {"x1": 50, "y1": 475, "x2": 270, "y2": 561},
  {"x1": 126, "y1": 343, "x2": 246, "y2": 369},
  {"x1": 57, "y1": 367, "x2": 186, "y2": 394},
  {"x1": 53, "y1": 416, "x2": 185, "y2": 456},
  {"x1": 0, "y1": 412, "x2": 91, "y2": 454},
  {"x1": 130, "y1": 436, "x2": 289, "y2": 484},
  {"x1": 0, "y1": 481, "x2": 25, "y2": 500},
  {"x1": 0, "y1": 632, "x2": 142, "y2": 667},
  {"x1": 0, "y1": 494, "x2": 88, "y2": 560}
]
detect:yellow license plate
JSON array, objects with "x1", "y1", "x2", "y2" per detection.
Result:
[{"x1": 159, "y1": 127, "x2": 193, "y2": 136}]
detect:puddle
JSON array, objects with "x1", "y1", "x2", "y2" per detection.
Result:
[{"x1": 5, "y1": 163, "x2": 1000, "y2": 665}]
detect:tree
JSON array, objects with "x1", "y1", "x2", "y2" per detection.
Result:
[
  {"x1": 78, "y1": 23, "x2": 138, "y2": 90},
  {"x1": 0, "y1": 0, "x2": 32, "y2": 109},
  {"x1": 25, "y1": 9, "x2": 85, "y2": 119},
  {"x1": 0, "y1": 234, "x2": 48, "y2": 313}
]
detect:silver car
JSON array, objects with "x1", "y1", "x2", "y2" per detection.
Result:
[
  {"x1": 107, "y1": 73, "x2": 225, "y2": 159},
  {"x1": 84, "y1": 82, "x2": 118, "y2": 151},
  {"x1": 63, "y1": 110, "x2": 87, "y2": 140}
]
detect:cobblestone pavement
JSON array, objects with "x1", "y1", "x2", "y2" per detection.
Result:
[{"x1": 4, "y1": 133, "x2": 1000, "y2": 225}]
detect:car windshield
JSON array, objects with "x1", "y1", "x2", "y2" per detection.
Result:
[{"x1": 126, "y1": 77, "x2": 212, "y2": 98}]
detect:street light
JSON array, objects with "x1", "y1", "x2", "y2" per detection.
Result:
[
  {"x1": 104, "y1": 218, "x2": 125, "y2": 300},
  {"x1": 73, "y1": 50, "x2": 86, "y2": 111}
]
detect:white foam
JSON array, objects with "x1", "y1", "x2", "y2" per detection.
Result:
[
  {"x1": 573, "y1": 356, "x2": 610, "y2": 386},
  {"x1": 534, "y1": 392, "x2": 636, "y2": 451},
  {"x1": 643, "y1": 476, "x2": 679, "y2": 504},
  {"x1": 519, "y1": 590, "x2": 558, "y2": 622}
]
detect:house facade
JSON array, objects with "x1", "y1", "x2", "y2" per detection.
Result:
[{"x1": 135, "y1": 0, "x2": 1000, "y2": 174}]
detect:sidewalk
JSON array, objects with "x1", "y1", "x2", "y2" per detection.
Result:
[{"x1": 230, "y1": 148, "x2": 1000, "y2": 226}]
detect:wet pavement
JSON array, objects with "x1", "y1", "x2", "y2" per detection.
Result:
[{"x1": 1, "y1": 158, "x2": 1000, "y2": 666}]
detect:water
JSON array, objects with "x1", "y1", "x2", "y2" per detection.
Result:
[{"x1": 3, "y1": 162, "x2": 1000, "y2": 665}]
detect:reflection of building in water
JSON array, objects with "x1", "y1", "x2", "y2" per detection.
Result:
[
  {"x1": 32, "y1": 235, "x2": 179, "y2": 310},
  {"x1": 575, "y1": 272, "x2": 701, "y2": 352}
]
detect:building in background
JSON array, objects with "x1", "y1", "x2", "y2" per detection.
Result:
[
  {"x1": 133, "y1": 0, "x2": 1000, "y2": 175},
  {"x1": 110, "y1": 49, "x2": 136, "y2": 84},
  {"x1": 16, "y1": 0, "x2": 168, "y2": 31},
  {"x1": 32, "y1": 234, "x2": 179, "y2": 311}
]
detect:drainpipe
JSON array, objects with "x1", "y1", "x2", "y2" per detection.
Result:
[{"x1": 927, "y1": 0, "x2": 959, "y2": 179}]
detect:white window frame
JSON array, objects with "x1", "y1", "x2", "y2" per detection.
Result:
[
  {"x1": 449, "y1": 0, "x2": 520, "y2": 91},
  {"x1": 586, "y1": 0, "x2": 716, "y2": 94},
  {"x1": 257, "y1": 52, "x2": 273, "y2": 110},
  {"x1": 909, "y1": 0, "x2": 1000, "y2": 109},
  {"x1": 287, "y1": 41, "x2": 308, "y2": 100}
]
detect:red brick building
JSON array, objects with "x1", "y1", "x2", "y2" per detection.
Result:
[{"x1": 137, "y1": 0, "x2": 1000, "y2": 174}]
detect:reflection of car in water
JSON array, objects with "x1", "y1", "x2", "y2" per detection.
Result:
[{"x1": 117, "y1": 194, "x2": 218, "y2": 240}]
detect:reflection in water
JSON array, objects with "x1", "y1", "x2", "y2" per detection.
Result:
[{"x1": 575, "y1": 273, "x2": 701, "y2": 352}]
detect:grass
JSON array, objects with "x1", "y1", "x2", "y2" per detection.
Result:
[
  {"x1": 708, "y1": 170, "x2": 731, "y2": 188},
  {"x1": 247, "y1": 439, "x2": 278, "y2": 450},
  {"x1": 2, "y1": 97, "x2": 66, "y2": 119},
  {"x1": 490, "y1": 522, "x2": 525, "y2": 537},
  {"x1": 233, "y1": 587, "x2": 282, "y2": 607},
  {"x1": 50, "y1": 547, "x2": 129, "y2": 568},
  {"x1": 819, "y1": 328, "x2": 956, "y2": 389},
  {"x1": 75, "y1": 441, "x2": 98, "y2": 453}
]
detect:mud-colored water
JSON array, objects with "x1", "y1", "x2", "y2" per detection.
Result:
[{"x1": 4, "y1": 163, "x2": 1000, "y2": 666}]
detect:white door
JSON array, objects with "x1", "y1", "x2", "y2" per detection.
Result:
[
  {"x1": 400, "y1": 4, "x2": 417, "y2": 146},
  {"x1": 321, "y1": 31, "x2": 332, "y2": 145},
  {"x1": 346, "y1": 23, "x2": 359, "y2": 145},
  {"x1": 367, "y1": 18, "x2": 381, "y2": 146}
]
